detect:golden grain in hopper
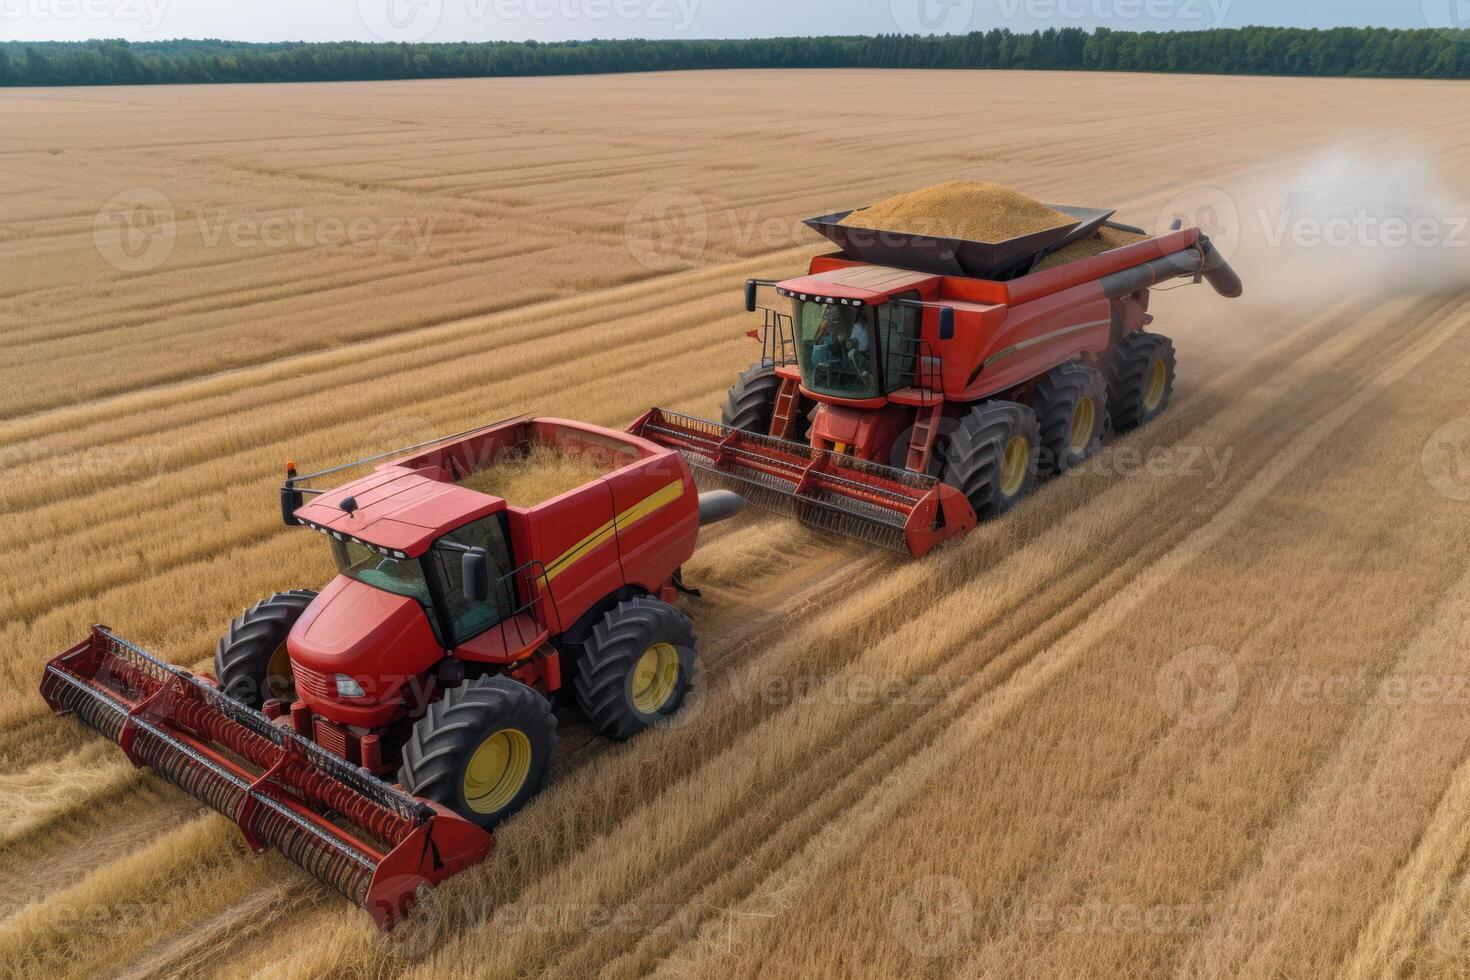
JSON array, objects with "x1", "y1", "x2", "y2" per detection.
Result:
[
  {"x1": 1032, "y1": 225, "x2": 1149, "y2": 272},
  {"x1": 841, "y1": 180, "x2": 1073, "y2": 242},
  {"x1": 458, "y1": 442, "x2": 609, "y2": 507}
]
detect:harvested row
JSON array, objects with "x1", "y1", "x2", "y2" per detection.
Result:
[{"x1": 1, "y1": 69, "x2": 1468, "y2": 979}]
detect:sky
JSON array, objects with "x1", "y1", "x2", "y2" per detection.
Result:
[{"x1": 0, "y1": 0, "x2": 1461, "y2": 44}]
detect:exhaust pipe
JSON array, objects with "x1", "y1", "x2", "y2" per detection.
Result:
[{"x1": 698, "y1": 489, "x2": 744, "y2": 526}]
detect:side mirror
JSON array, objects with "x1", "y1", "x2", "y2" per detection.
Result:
[
  {"x1": 744, "y1": 279, "x2": 758, "y2": 313},
  {"x1": 938, "y1": 306, "x2": 955, "y2": 341},
  {"x1": 280, "y1": 486, "x2": 304, "y2": 527},
  {"x1": 462, "y1": 548, "x2": 490, "y2": 603}
]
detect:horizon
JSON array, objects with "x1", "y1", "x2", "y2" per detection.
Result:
[{"x1": 1, "y1": 0, "x2": 1465, "y2": 45}]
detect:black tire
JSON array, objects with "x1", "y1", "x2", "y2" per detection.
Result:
[
  {"x1": 398, "y1": 676, "x2": 556, "y2": 830},
  {"x1": 575, "y1": 596, "x2": 697, "y2": 741},
  {"x1": 937, "y1": 401, "x2": 1041, "y2": 521},
  {"x1": 721, "y1": 362, "x2": 810, "y2": 442},
  {"x1": 1032, "y1": 361, "x2": 1108, "y2": 476},
  {"x1": 214, "y1": 590, "x2": 318, "y2": 708},
  {"x1": 1108, "y1": 332, "x2": 1176, "y2": 431}
]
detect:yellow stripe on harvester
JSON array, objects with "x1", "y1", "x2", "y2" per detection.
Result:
[{"x1": 543, "y1": 479, "x2": 685, "y2": 582}]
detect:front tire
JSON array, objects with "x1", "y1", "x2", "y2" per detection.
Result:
[
  {"x1": 722, "y1": 362, "x2": 809, "y2": 443},
  {"x1": 1108, "y1": 332, "x2": 1176, "y2": 431},
  {"x1": 398, "y1": 676, "x2": 557, "y2": 830},
  {"x1": 214, "y1": 590, "x2": 318, "y2": 708},
  {"x1": 938, "y1": 401, "x2": 1040, "y2": 520},
  {"x1": 575, "y1": 596, "x2": 696, "y2": 740}
]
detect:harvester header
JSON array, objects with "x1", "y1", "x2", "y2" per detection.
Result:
[
  {"x1": 41, "y1": 626, "x2": 490, "y2": 928},
  {"x1": 630, "y1": 409, "x2": 973, "y2": 556}
]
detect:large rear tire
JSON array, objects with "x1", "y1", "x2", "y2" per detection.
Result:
[
  {"x1": 214, "y1": 590, "x2": 318, "y2": 708},
  {"x1": 1032, "y1": 361, "x2": 1107, "y2": 476},
  {"x1": 398, "y1": 676, "x2": 557, "y2": 830},
  {"x1": 938, "y1": 401, "x2": 1040, "y2": 521},
  {"x1": 721, "y1": 362, "x2": 809, "y2": 442},
  {"x1": 1108, "y1": 332, "x2": 1176, "y2": 431},
  {"x1": 575, "y1": 596, "x2": 697, "y2": 741}
]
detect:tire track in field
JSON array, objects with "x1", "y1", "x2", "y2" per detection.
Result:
[
  {"x1": 0, "y1": 522, "x2": 881, "y2": 977},
  {"x1": 399, "y1": 295, "x2": 1458, "y2": 975},
  {"x1": 163, "y1": 285, "x2": 1446, "y2": 980},
  {"x1": 531, "y1": 293, "x2": 1467, "y2": 979},
  {"x1": 1171, "y1": 561, "x2": 1470, "y2": 979},
  {"x1": 644, "y1": 293, "x2": 1470, "y2": 977},
  {"x1": 0, "y1": 293, "x2": 1440, "y2": 957}
]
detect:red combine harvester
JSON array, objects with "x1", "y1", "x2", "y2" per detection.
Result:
[
  {"x1": 633, "y1": 205, "x2": 1242, "y2": 556},
  {"x1": 40, "y1": 416, "x2": 741, "y2": 928}
]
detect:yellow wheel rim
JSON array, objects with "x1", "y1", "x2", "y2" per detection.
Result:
[
  {"x1": 265, "y1": 642, "x2": 293, "y2": 702},
  {"x1": 631, "y1": 642, "x2": 680, "y2": 714},
  {"x1": 1143, "y1": 359, "x2": 1168, "y2": 411},
  {"x1": 1069, "y1": 397, "x2": 1096, "y2": 454},
  {"x1": 1000, "y1": 436, "x2": 1030, "y2": 497},
  {"x1": 464, "y1": 728, "x2": 533, "y2": 815}
]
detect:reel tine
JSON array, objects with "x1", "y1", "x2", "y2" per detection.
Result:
[
  {"x1": 39, "y1": 627, "x2": 495, "y2": 930},
  {"x1": 636, "y1": 409, "x2": 932, "y2": 555}
]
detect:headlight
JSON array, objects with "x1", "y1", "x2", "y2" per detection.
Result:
[{"x1": 333, "y1": 674, "x2": 366, "y2": 698}]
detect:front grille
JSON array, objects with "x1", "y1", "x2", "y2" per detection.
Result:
[
  {"x1": 313, "y1": 716, "x2": 351, "y2": 760},
  {"x1": 293, "y1": 664, "x2": 335, "y2": 701}
]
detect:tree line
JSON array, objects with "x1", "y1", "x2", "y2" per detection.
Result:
[{"x1": 3, "y1": 27, "x2": 1468, "y2": 88}]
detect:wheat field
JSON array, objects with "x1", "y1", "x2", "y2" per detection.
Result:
[{"x1": 2, "y1": 69, "x2": 1470, "y2": 978}]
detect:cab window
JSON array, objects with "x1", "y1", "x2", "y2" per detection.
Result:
[
  {"x1": 430, "y1": 515, "x2": 517, "y2": 644},
  {"x1": 878, "y1": 293, "x2": 922, "y2": 392},
  {"x1": 795, "y1": 300, "x2": 879, "y2": 399}
]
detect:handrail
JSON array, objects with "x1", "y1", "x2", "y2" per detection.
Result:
[
  {"x1": 489, "y1": 559, "x2": 563, "y2": 653},
  {"x1": 755, "y1": 307, "x2": 796, "y2": 367},
  {"x1": 885, "y1": 334, "x2": 942, "y2": 395},
  {"x1": 285, "y1": 414, "x2": 533, "y2": 494}
]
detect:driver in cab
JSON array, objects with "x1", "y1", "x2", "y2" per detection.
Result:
[{"x1": 812, "y1": 305, "x2": 871, "y2": 375}]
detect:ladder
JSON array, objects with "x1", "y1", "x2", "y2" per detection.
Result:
[
  {"x1": 770, "y1": 377, "x2": 803, "y2": 440},
  {"x1": 905, "y1": 400, "x2": 944, "y2": 473}
]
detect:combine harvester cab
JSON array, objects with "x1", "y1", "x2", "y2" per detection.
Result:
[
  {"x1": 636, "y1": 199, "x2": 1242, "y2": 557},
  {"x1": 41, "y1": 416, "x2": 739, "y2": 928}
]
